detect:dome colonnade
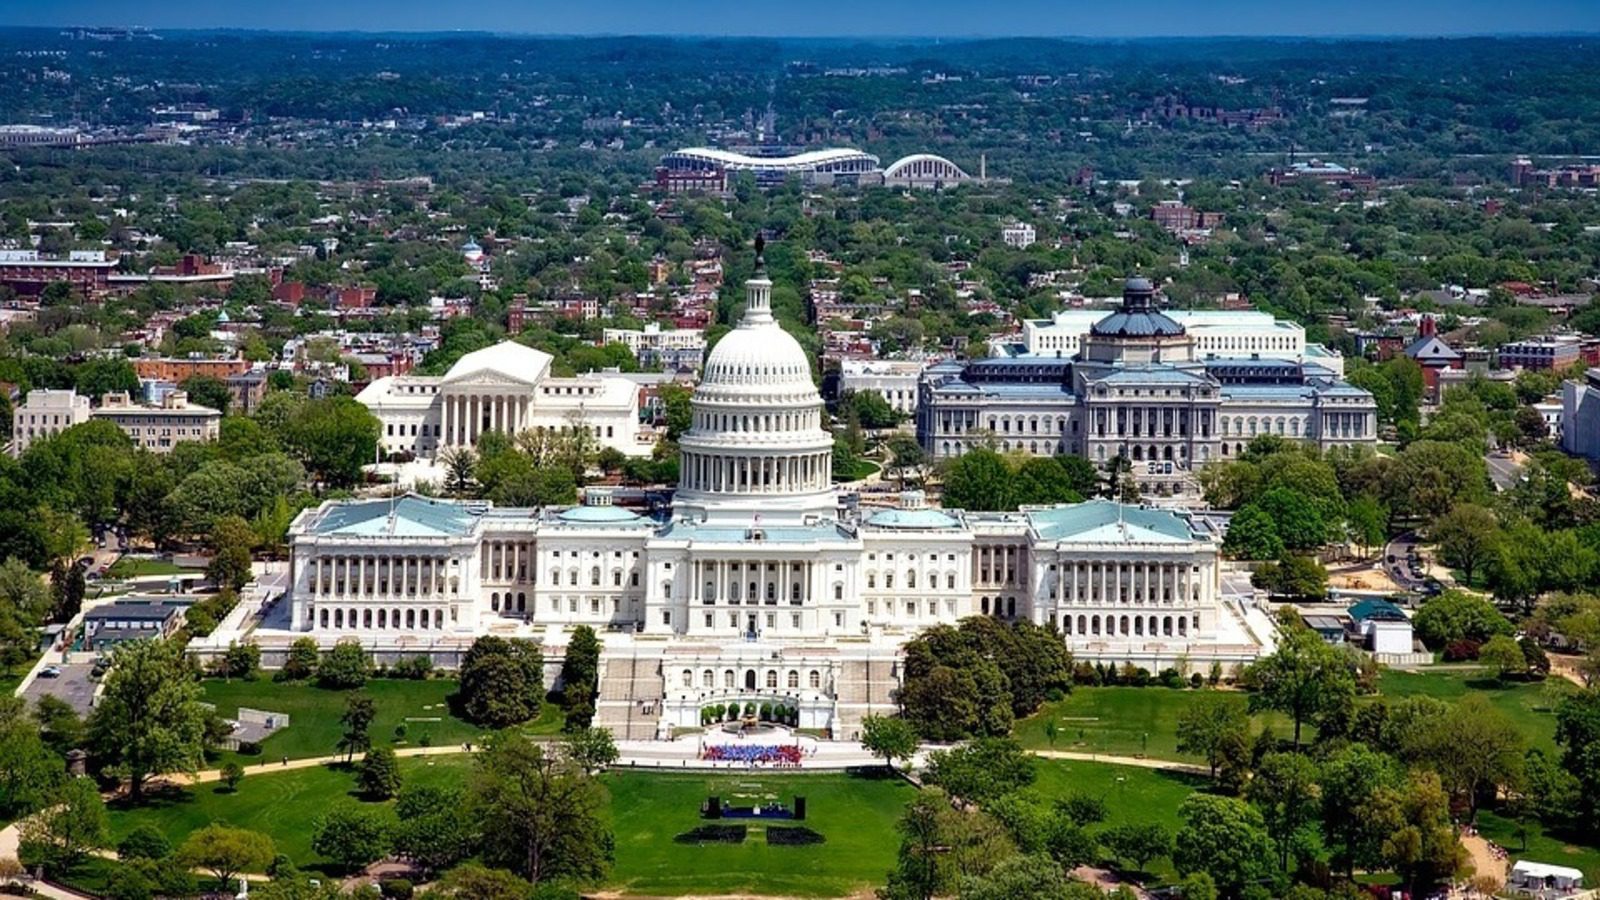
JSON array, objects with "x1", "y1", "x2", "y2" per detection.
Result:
[{"x1": 673, "y1": 242, "x2": 836, "y2": 525}]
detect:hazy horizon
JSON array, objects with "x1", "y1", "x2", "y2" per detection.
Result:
[{"x1": 8, "y1": 0, "x2": 1600, "y2": 39}]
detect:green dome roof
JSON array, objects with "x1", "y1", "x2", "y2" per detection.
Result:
[
  {"x1": 556, "y1": 505, "x2": 642, "y2": 524},
  {"x1": 865, "y1": 508, "x2": 961, "y2": 529}
]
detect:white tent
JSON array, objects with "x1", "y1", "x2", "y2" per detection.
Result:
[{"x1": 1509, "y1": 860, "x2": 1584, "y2": 892}]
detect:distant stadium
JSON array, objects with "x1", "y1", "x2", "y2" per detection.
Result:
[{"x1": 654, "y1": 147, "x2": 986, "y2": 191}]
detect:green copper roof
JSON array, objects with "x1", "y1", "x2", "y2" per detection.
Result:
[
  {"x1": 312, "y1": 495, "x2": 483, "y2": 538},
  {"x1": 865, "y1": 508, "x2": 963, "y2": 529},
  {"x1": 556, "y1": 505, "x2": 645, "y2": 525},
  {"x1": 1026, "y1": 500, "x2": 1195, "y2": 544}
]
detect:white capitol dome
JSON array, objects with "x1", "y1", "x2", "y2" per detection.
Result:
[{"x1": 674, "y1": 243, "x2": 837, "y2": 525}]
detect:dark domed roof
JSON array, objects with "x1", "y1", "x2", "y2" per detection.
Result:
[{"x1": 1090, "y1": 276, "x2": 1185, "y2": 338}]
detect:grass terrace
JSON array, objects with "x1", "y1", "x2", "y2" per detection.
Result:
[
  {"x1": 1376, "y1": 669, "x2": 1560, "y2": 754},
  {"x1": 607, "y1": 770, "x2": 914, "y2": 897},
  {"x1": 102, "y1": 761, "x2": 921, "y2": 896},
  {"x1": 1015, "y1": 685, "x2": 1294, "y2": 761},
  {"x1": 105, "y1": 557, "x2": 201, "y2": 579},
  {"x1": 1477, "y1": 807, "x2": 1600, "y2": 887},
  {"x1": 199, "y1": 676, "x2": 562, "y2": 764},
  {"x1": 1015, "y1": 669, "x2": 1563, "y2": 762},
  {"x1": 108, "y1": 757, "x2": 470, "y2": 871}
]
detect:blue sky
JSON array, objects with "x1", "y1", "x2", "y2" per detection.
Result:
[{"x1": 5, "y1": 0, "x2": 1600, "y2": 37}]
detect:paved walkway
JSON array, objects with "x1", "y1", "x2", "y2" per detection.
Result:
[
  {"x1": 1030, "y1": 749, "x2": 1208, "y2": 774},
  {"x1": 1461, "y1": 831, "x2": 1505, "y2": 890}
]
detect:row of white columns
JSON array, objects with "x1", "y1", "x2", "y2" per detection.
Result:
[
  {"x1": 976, "y1": 545, "x2": 1021, "y2": 586},
  {"x1": 442, "y1": 393, "x2": 532, "y2": 447},
  {"x1": 692, "y1": 559, "x2": 814, "y2": 605},
  {"x1": 310, "y1": 554, "x2": 458, "y2": 598},
  {"x1": 1055, "y1": 560, "x2": 1197, "y2": 606},
  {"x1": 681, "y1": 450, "x2": 831, "y2": 494},
  {"x1": 482, "y1": 540, "x2": 535, "y2": 583}
]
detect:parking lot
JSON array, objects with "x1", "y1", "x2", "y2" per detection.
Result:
[{"x1": 21, "y1": 662, "x2": 100, "y2": 715}]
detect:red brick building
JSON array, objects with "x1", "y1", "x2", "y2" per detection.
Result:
[{"x1": 0, "y1": 249, "x2": 119, "y2": 300}]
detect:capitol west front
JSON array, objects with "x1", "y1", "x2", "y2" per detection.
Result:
[{"x1": 231, "y1": 253, "x2": 1264, "y2": 740}]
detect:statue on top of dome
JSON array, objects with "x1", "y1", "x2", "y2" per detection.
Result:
[{"x1": 754, "y1": 232, "x2": 766, "y2": 274}]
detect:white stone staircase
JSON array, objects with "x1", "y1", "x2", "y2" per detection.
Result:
[{"x1": 594, "y1": 653, "x2": 664, "y2": 741}]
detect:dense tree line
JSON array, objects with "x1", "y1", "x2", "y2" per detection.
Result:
[{"x1": 898, "y1": 617, "x2": 1073, "y2": 741}]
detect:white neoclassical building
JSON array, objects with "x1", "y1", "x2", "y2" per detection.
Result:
[
  {"x1": 356, "y1": 341, "x2": 652, "y2": 459},
  {"x1": 918, "y1": 278, "x2": 1377, "y2": 494},
  {"x1": 248, "y1": 250, "x2": 1260, "y2": 741}
]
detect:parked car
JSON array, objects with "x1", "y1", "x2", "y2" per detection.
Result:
[{"x1": 39, "y1": 665, "x2": 61, "y2": 678}]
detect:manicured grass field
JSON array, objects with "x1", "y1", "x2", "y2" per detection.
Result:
[
  {"x1": 606, "y1": 769, "x2": 916, "y2": 897},
  {"x1": 106, "y1": 760, "x2": 920, "y2": 896},
  {"x1": 1477, "y1": 808, "x2": 1600, "y2": 886},
  {"x1": 200, "y1": 677, "x2": 561, "y2": 764},
  {"x1": 1376, "y1": 669, "x2": 1559, "y2": 754},
  {"x1": 106, "y1": 557, "x2": 199, "y2": 578},
  {"x1": 1015, "y1": 670, "x2": 1562, "y2": 762},
  {"x1": 1014, "y1": 686, "x2": 1294, "y2": 761},
  {"x1": 109, "y1": 757, "x2": 469, "y2": 869}
]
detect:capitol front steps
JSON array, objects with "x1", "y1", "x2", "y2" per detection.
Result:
[
  {"x1": 593, "y1": 653, "x2": 665, "y2": 741},
  {"x1": 831, "y1": 658, "x2": 901, "y2": 742}
]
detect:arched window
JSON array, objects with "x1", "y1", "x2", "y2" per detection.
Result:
[
  {"x1": 724, "y1": 669, "x2": 735, "y2": 688},
  {"x1": 681, "y1": 669, "x2": 693, "y2": 687},
  {"x1": 703, "y1": 670, "x2": 715, "y2": 688},
  {"x1": 765, "y1": 671, "x2": 778, "y2": 689},
  {"x1": 809, "y1": 670, "x2": 821, "y2": 688},
  {"x1": 787, "y1": 670, "x2": 800, "y2": 689}
]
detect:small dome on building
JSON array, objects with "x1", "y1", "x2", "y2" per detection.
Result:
[
  {"x1": 865, "y1": 507, "x2": 962, "y2": 529},
  {"x1": 1090, "y1": 276, "x2": 1185, "y2": 338},
  {"x1": 557, "y1": 505, "x2": 642, "y2": 524}
]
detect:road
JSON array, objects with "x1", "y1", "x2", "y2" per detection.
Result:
[
  {"x1": 1485, "y1": 452, "x2": 1525, "y2": 492},
  {"x1": 1382, "y1": 531, "x2": 1428, "y2": 593}
]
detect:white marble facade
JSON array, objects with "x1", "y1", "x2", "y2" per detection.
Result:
[
  {"x1": 357, "y1": 340, "x2": 651, "y2": 460},
  {"x1": 283, "y1": 256, "x2": 1257, "y2": 737}
]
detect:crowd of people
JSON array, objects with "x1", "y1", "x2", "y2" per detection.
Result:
[{"x1": 701, "y1": 744, "x2": 805, "y2": 766}]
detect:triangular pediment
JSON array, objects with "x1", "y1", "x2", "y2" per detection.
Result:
[{"x1": 442, "y1": 370, "x2": 538, "y2": 389}]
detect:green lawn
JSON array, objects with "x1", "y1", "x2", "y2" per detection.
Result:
[
  {"x1": 1029, "y1": 758, "x2": 1208, "y2": 831},
  {"x1": 200, "y1": 677, "x2": 561, "y2": 764},
  {"x1": 106, "y1": 760, "x2": 917, "y2": 896},
  {"x1": 1015, "y1": 671, "x2": 1562, "y2": 763},
  {"x1": 607, "y1": 770, "x2": 916, "y2": 897},
  {"x1": 1028, "y1": 758, "x2": 1214, "y2": 882},
  {"x1": 106, "y1": 557, "x2": 199, "y2": 578},
  {"x1": 1015, "y1": 686, "x2": 1294, "y2": 761},
  {"x1": 109, "y1": 757, "x2": 469, "y2": 870},
  {"x1": 1376, "y1": 669, "x2": 1559, "y2": 754},
  {"x1": 1477, "y1": 808, "x2": 1600, "y2": 886}
]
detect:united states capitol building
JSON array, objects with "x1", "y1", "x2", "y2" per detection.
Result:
[
  {"x1": 220, "y1": 252, "x2": 1264, "y2": 740},
  {"x1": 917, "y1": 278, "x2": 1378, "y2": 494}
]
